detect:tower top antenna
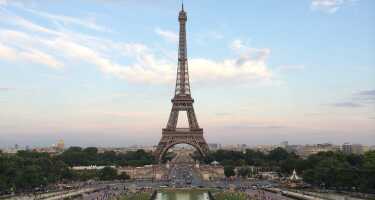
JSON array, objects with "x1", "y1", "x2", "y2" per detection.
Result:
[{"x1": 182, "y1": 0, "x2": 184, "y2": 11}]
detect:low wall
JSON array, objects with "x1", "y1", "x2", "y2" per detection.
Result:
[
  {"x1": 150, "y1": 190, "x2": 157, "y2": 200},
  {"x1": 208, "y1": 191, "x2": 215, "y2": 200}
]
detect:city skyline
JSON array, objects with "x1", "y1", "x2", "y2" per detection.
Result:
[{"x1": 0, "y1": 0, "x2": 374, "y2": 148}]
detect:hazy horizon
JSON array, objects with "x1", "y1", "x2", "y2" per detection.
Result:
[{"x1": 0, "y1": 0, "x2": 374, "y2": 148}]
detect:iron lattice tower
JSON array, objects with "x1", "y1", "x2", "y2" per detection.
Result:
[{"x1": 154, "y1": 4, "x2": 209, "y2": 162}]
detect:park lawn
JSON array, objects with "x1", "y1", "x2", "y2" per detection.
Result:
[
  {"x1": 214, "y1": 191, "x2": 249, "y2": 200},
  {"x1": 118, "y1": 192, "x2": 151, "y2": 200}
]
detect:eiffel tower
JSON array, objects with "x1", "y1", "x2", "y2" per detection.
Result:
[{"x1": 154, "y1": 4, "x2": 209, "y2": 162}]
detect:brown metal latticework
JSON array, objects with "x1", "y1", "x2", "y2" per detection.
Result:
[{"x1": 154, "y1": 4, "x2": 209, "y2": 162}]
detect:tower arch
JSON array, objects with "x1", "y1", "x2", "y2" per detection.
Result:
[{"x1": 158, "y1": 141, "x2": 207, "y2": 162}]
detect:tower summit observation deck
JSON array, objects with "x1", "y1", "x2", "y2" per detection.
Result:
[{"x1": 154, "y1": 4, "x2": 209, "y2": 162}]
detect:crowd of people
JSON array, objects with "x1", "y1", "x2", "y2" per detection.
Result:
[
  {"x1": 82, "y1": 187, "x2": 124, "y2": 200},
  {"x1": 245, "y1": 189, "x2": 293, "y2": 200}
]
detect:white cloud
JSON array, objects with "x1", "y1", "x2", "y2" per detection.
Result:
[
  {"x1": 0, "y1": 0, "x2": 8, "y2": 6},
  {"x1": 0, "y1": 1, "x2": 110, "y2": 32},
  {"x1": 190, "y1": 45, "x2": 272, "y2": 84},
  {"x1": 20, "y1": 49, "x2": 63, "y2": 69},
  {"x1": 311, "y1": 0, "x2": 357, "y2": 13},
  {"x1": 0, "y1": 12, "x2": 59, "y2": 35},
  {"x1": 47, "y1": 38, "x2": 175, "y2": 84},
  {"x1": 0, "y1": 42, "x2": 63, "y2": 69},
  {"x1": 0, "y1": 8, "x2": 274, "y2": 85},
  {"x1": 23, "y1": 8, "x2": 111, "y2": 32},
  {"x1": 155, "y1": 28, "x2": 178, "y2": 43},
  {"x1": 190, "y1": 59, "x2": 271, "y2": 83},
  {"x1": 230, "y1": 39, "x2": 271, "y2": 64},
  {"x1": 230, "y1": 39, "x2": 246, "y2": 50},
  {"x1": 0, "y1": 43, "x2": 17, "y2": 60}
]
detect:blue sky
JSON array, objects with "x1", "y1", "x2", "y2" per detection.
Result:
[{"x1": 0, "y1": 0, "x2": 374, "y2": 148}]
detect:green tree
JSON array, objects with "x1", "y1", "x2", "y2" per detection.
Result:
[
  {"x1": 237, "y1": 167, "x2": 251, "y2": 178},
  {"x1": 118, "y1": 172, "x2": 130, "y2": 180},
  {"x1": 99, "y1": 167, "x2": 118, "y2": 181},
  {"x1": 224, "y1": 166, "x2": 235, "y2": 177},
  {"x1": 243, "y1": 149, "x2": 266, "y2": 166},
  {"x1": 268, "y1": 147, "x2": 293, "y2": 164},
  {"x1": 360, "y1": 151, "x2": 375, "y2": 192},
  {"x1": 14, "y1": 165, "x2": 46, "y2": 192},
  {"x1": 363, "y1": 151, "x2": 375, "y2": 169},
  {"x1": 73, "y1": 170, "x2": 98, "y2": 181},
  {"x1": 83, "y1": 147, "x2": 98, "y2": 155}
]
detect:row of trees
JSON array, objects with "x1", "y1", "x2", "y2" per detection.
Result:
[
  {"x1": 0, "y1": 151, "x2": 72, "y2": 193},
  {"x1": 57, "y1": 147, "x2": 155, "y2": 166},
  {"x1": 0, "y1": 147, "x2": 153, "y2": 194},
  {"x1": 73, "y1": 166, "x2": 129, "y2": 182},
  {"x1": 203, "y1": 148, "x2": 375, "y2": 193},
  {"x1": 1, "y1": 146, "x2": 374, "y2": 193}
]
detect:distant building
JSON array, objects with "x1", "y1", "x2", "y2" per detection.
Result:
[
  {"x1": 351, "y1": 144, "x2": 364, "y2": 154},
  {"x1": 208, "y1": 143, "x2": 221, "y2": 151},
  {"x1": 342, "y1": 143, "x2": 363, "y2": 155},
  {"x1": 295, "y1": 143, "x2": 339, "y2": 158},
  {"x1": 342, "y1": 143, "x2": 351, "y2": 154},
  {"x1": 56, "y1": 139, "x2": 65, "y2": 151},
  {"x1": 118, "y1": 165, "x2": 168, "y2": 181},
  {"x1": 259, "y1": 172, "x2": 280, "y2": 180},
  {"x1": 253, "y1": 145, "x2": 277, "y2": 153},
  {"x1": 280, "y1": 141, "x2": 289, "y2": 148},
  {"x1": 33, "y1": 147, "x2": 59, "y2": 154},
  {"x1": 96, "y1": 146, "x2": 155, "y2": 154},
  {"x1": 197, "y1": 165, "x2": 225, "y2": 181},
  {"x1": 72, "y1": 165, "x2": 115, "y2": 170},
  {"x1": 2, "y1": 148, "x2": 19, "y2": 154},
  {"x1": 362, "y1": 145, "x2": 370, "y2": 152},
  {"x1": 222, "y1": 144, "x2": 248, "y2": 151},
  {"x1": 2, "y1": 144, "x2": 24, "y2": 154}
]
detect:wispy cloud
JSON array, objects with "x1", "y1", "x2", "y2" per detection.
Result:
[
  {"x1": 0, "y1": 11, "x2": 58, "y2": 35},
  {"x1": 311, "y1": 0, "x2": 358, "y2": 13},
  {"x1": 357, "y1": 89, "x2": 375, "y2": 101},
  {"x1": 328, "y1": 89, "x2": 375, "y2": 108},
  {"x1": 21, "y1": 49, "x2": 63, "y2": 69},
  {"x1": 0, "y1": 42, "x2": 63, "y2": 69},
  {"x1": 155, "y1": 28, "x2": 178, "y2": 43},
  {"x1": 0, "y1": 7, "x2": 274, "y2": 85},
  {"x1": 0, "y1": 0, "x2": 7, "y2": 6},
  {"x1": 230, "y1": 39, "x2": 271, "y2": 62},
  {"x1": 1, "y1": 0, "x2": 110, "y2": 32},
  {"x1": 224, "y1": 124, "x2": 286, "y2": 129},
  {"x1": 0, "y1": 87, "x2": 12, "y2": 91},
  {"x1": 331, "y1": 102, "x2": 362, "y2": 108},
  {"x1": 23, "y1": 8, "x2": 111, "y2": 32}
]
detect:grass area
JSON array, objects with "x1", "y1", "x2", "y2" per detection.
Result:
[
  {"x1": 118, "y1": 192, "x2": 151, "y2": 200},
  {"x1": 159, "y1": 188, "x2": 218, "y2": 192},
  {"x1": 214, "y1": 191, "x2": 249, "y2": 200}
]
